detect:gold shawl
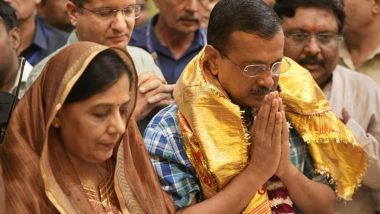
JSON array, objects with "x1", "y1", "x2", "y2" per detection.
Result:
[
  {"x1": 0, "y1": 42, "x2": 175, "y2": 214},
  {"x1": 174, "y1": 48, "x2": 367, "y2": 212},
  {"x1": 279, "y1": 60, "x2": 367, "y2": 200}
]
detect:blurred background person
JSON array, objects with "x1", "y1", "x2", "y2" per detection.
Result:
[
  {"x1": 0, "y1": 1, "x2": 32, "y2": 97},
  {"x1": 37, "y1": 0, "x2": 74, "y2": 33},
  {"x1": 0, "y1": 42, "x2": 175, "y2": 213},
  {"x1": 339, "y1": 0, "x2": 380, "y2": 84},
  {"x1": 275, "y1": 0, "x2": 380, "y2": 213},
  {"x1": 134, "y1": 0, "x2": 150, "y2": 28},
  {"x1": 200, "y1": 0, "x2": 275, "y2": 29},
  {"x1": 26, "y1": 0, "x2": 174, "y2": 132},
  {"x1": 0, "y1": 2, "x2": 31, "y2": 145},
  {"x1": 130, "y1": 0, "x2": 206, "y2": 84},
  {"x1": 4, "y1": 0, "x2": 69, "y2": 65},
  {"x1": 199, "y1": 0, "x2": 218, "y2": 28}
]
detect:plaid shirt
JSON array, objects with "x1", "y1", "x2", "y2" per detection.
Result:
[{"x1": 144, "y1": 103, "x2": 332, "y2": 209}]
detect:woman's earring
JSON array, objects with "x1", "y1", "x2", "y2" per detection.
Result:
[{"x1": 52, "y1": 119, "x2": 61, "y2": 128}]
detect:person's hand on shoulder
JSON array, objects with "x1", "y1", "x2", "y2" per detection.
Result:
[{"x1": 133, "y1": 72, "x2": 174, "y2": 121}]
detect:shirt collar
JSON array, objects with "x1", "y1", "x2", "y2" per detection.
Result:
[
  {"x1": 67, "y1": 30, "x2": 79, "y2": 45},
  {"x1": 369, "y1": 45, "x2": 380, "y2": 60},
  {"x1": 32, "y1": 17, "x2": 48, "y2": 50},
  {"x1": 339, "y1": 40, "x2": 380, "y2": 69},
  {"x1": 11, "y1": 59, "x2": 33, "y2": 90}
]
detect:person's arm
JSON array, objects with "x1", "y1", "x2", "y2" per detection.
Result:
[
  {"x1": 177, "y1": 167, "x2": 269, "y2": 213},
  {"x1": 342, "y1": 108, "x2": 380, "y2": 190},
  {"x1": 275, "y1": 110, "x2": 335, "y2": 214},
  {"x1": 179, "y1": 92, "x2": 286, "y2": 213},
  {"x1": 277, "y1": 164, "x2": 335, "y2": 214},
  {"x1": 127, "y1": 47, "x2": 174, "y2": 122}
]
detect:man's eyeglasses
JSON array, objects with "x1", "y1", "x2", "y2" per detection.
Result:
[
  {"x1": 218, "y1": 50, "x2": 287, "y2": 77},
  {"x1": 78, "y1": 4, "x2": 142, "y2": 20},
  {"x1": 285, "y1": 31, "x2": 343, "y2": 48}
]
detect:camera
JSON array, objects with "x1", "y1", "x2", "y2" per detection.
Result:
[{"x1": 0, "y1": 58, "x2": 25, "y2": 144}]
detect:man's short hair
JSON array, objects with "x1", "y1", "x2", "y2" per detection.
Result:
[
  {"x1": 274, "y1": 0, "x2": 345, "y2": 33},
  {"x1": 0, "y1": 1, "x2": 17, "y2": 31},
  {"x1": 208, "y1": 0, "x2": 282, "y2": 54},
  {"x1": 69, "y1": 0, "x2": 90, "y2": 6}
]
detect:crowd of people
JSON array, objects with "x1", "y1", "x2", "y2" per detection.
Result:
[{"x1": 0, "y1": 0, "x2": 379, "y2": 213}]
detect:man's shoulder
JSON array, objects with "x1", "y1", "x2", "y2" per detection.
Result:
[
  {"x1": 38, "y1": 21, "x2": 69, "y2": 53},
  {"x1": 26, "y1": 46, "x2": 66, "y2": 89},
  {"x1": 127, "y1": 45, "x2": 151, "y2": 57},
  {"x1": 126, "y1": 46, "x2": 162, "y2": 76},
  {"x1": 334, "y1": 65, "x2": 379, "y2": 89},
  {"x1": 144, "y1": 103, "x2": 183, "y2": 157},
  {"x1": 45, "y1": 25, "x2": 69, "y2": 44},
  {"x1": 129, "y1": 24, "x2": 149, "y2": 48},
  {"x1": 147, "y1": 103, "x2": 179, "y2": 130}
]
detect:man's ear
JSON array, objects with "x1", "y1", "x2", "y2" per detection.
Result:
[
  {"x1": 204, "y1": 45, "x2": 221, "y2": 76},
  {"x1": 9, "y1": 28, "x2": 20, "y2": 51},
  {"x1": 373, "y1": 0, "x2": 380, "y2": 14},
  {"x1": 67, "y1": 1, "x2": 79, "y2": 27}
]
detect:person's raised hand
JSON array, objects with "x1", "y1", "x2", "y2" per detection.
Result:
[
  {"x1": 275, "y1": 97, "x2": 292, "y2": 179},
  {"x1": 247, "y1": 91, "x2": 283, "y2": 182}
]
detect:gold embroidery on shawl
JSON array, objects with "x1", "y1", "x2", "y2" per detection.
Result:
[
  {"x1": 279, "y1": 58, "x2": 368, "y2": 200},
  {"x1": 115, "y1": 142, "x2": 144, "y2": 214}
]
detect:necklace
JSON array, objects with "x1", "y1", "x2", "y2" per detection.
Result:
[{"x1": 81, "y1": 160, "x2": 121, "y2": 213}]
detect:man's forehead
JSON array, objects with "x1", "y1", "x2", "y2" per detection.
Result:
[
  {"x1": 284, "y1": 7, "x2": 339, "y2": 31},
  {"x1": 85, "y1": 0, "x2": 136, "y2": 5},
  {"x1": 0, "y1": 18, "x2": 7, "y2": 31}
]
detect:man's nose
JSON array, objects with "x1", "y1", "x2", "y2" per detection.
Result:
[
  {"x1": 111, "y1": 11, "x2": 129, "y2": 32},
  {"x1": 256, "y1": 71, "x2": 275, "y2": 89},
  {"x1": 185, "y1": 0, "x2": 200, "y2": 13},
  {"x1": 304, "y1": 36, "x2": 322, "y2": 56}
]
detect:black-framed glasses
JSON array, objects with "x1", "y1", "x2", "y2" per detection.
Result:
[
  {"x1": 218, "y1": 50, "x2": 288, "y2": 77},
  {"x1": 78, "y1": 4, "x2": 142, "y2": 20},
  {"x1": 0, "y1": 58, "x2": 25, "y2": 144},
  {"x1": 285, "y1": 31, "x2": 343, "y2": 48}
]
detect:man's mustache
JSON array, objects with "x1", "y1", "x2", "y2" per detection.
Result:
[
  {"x1": 177, "y1": 14, "x2": 200, "y2": 22},
  {"x1": 250, "y1": 87, "x2": 275, "y2": 96},
  {"x1": 298, "y1": 55, "x2": 325, "y2": 67}
]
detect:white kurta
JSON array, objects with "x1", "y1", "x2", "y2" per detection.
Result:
[{"x1": 323, "y1": 65, "x2": 380, "y2": 214}]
